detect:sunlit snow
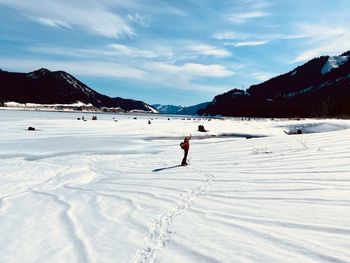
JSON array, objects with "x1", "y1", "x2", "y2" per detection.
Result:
[
  {"x1": 321, "y1": 55, "x2": 348, "y2": 75},
  {"x1": 1, "y1": 110, "x2": 350, "y2": 263}
]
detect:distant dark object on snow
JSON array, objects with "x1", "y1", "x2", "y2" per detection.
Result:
[
  {"x1": 246, "y1": 135, "x2": 253, "y2": 139},
  {"x1": 92, "y1": 116, "x2": 97, "y2": 120},
  {"x1": 284, "y1": 129, "x2": 303, "y2": 135},
  {"x1": 27, "y1": 127, "x2": 35, "y2": 131},
  {"x1": 198, "y1": 125, "x2": 207, "y2": 132},
  {"x1": 148, "y1": 120, "x2": 151, "y2": 124}
]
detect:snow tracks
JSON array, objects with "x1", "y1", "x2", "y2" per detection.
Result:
[{"x1": 131, "y1": 167, "x2": 214, "y2": 263}]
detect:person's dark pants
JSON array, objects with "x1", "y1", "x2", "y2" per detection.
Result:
[{"x1": 181, "y1": 149, "x2": 188, "y2": 165}]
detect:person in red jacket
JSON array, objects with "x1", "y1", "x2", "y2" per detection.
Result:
[{"x1": 180, "y1": 135, "x2": 191, "y2": 166}]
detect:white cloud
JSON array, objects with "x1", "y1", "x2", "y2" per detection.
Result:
[
  {"x1": 227, "y1": 11, "x2": 270, "y2": 24},
  {"x1": 0, "y1": 0, "x2": 134, "y2": 38},
  {"x1": 127, "y1": 13, "x2": 151, "y2": 27},
  {"x1": 28, "y1": 42, "x2": 232, "y2": 68},
  {"x1": 37, "y1": 17, "x2": 71, "y2": 29},
  {"x1": 182, "y1": 63, "x2": 235, "y2": 77},
  {"x1": 141, "y1": 62, "x2": 236, "y2": 93},
  {"x1": 225, "y1": 40, "x2": 270, "y2": 47},
  {"x1": 292, "y1": 48, "x2": 325, "y2": 64},
  {"x1": 214, "y1": 32, "x2": 246, "y2": 40},
  {"x1": 28, "y1": 44, "x2": 173, "y2": 60},
  {"x1": 298, "y1": 24, "x2": 347, "y2": 39},
  {"x1": 291, "y1": 23, "x2": 350, "y2": 63},
  {"x1": 251, "y1": 72, "x2": 274, "y2": 82},
  {"x1": 215, "y1": 31, "x2": 309, "y2": 45},
  {"x1": 151, "y1": 62, "x2": 234, "y2": 78},
  {"x1": 0, "y1": 58, "x2": 146, "y2": 79},
  {"x1": 109, "y1": 44, "x2": 158, "y2": 58},
  {"x1": 0, "y1": 56, "x2": 237, "y2": 93},
  {"x1": 238, "y1": 0, "x2": 271, "y2": 10},
  {"x1": 187, "y1": 44, "x2": 231, "y2": 58}
]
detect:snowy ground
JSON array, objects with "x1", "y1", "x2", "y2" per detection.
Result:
[{"x1": 1, "y1": 110, "x2": 350, "y2": 263}]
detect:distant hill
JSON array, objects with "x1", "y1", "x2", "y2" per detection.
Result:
[
  {"x1": 177, "y1": 102, "x2": 210, "y2": 115},
  {"x1": 199, "y1": 50, "x2": 350, "y2": 118},
  {"x1": 0, "y1": 68, "x2": 156, "y2": 112},
  {"x1": 152, "y1": 102, "x2": 209, "y2": 115}
]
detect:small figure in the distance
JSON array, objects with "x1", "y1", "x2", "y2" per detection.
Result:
[{"x1": 180, "y1": 134, "x2": 191, "y2": 166}]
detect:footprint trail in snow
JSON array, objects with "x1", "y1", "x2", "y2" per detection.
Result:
[{"x1": 131, "y1": 169, "x2": 214, "y2": 263}]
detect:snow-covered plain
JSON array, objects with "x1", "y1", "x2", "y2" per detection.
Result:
[{"x1": 1, "y1": 110, "x2": 350, "y2": 263}]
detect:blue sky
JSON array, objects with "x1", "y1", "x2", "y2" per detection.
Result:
[{"x1": 1, "y1": 0, "x2": 350, "y2": 106}]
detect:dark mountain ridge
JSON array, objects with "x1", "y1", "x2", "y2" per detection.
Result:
[
  {"x1": 199, "y1": 51, "x2": 350, "y2": 118},
  {"x1": 0, "y1": 68, "x2": 155, "y2": 112}
]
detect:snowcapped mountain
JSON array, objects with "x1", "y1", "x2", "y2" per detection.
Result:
[
  {"x1": 152, "y1": 102, "x2": 209, "y2": 115},
  {"x1": 0, "y1": 68, "x2": 156, "y2": 112},
  {"x1": 199, "y1": 50, "x2": 350, "y2": 118},
  {"x1": 152, "y1": 104, "x2": 184, "y2": 114},
  {"x1": 321, "y1": 55, "x2": 349, "y2": 75},
  {"x1": 177, "y1": 102, "x2": 209, "y2": 115}
]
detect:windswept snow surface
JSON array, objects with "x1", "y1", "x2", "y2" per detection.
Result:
[{"x1": 1, "y1": 110, "x2": 350, "y2": 263}]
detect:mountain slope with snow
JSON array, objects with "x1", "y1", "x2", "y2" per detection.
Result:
[
  {"x1": 321, "y1": 55, "x2": 349, "y2": 75},
  {"x1": 0, "y1": 68, "x2": 156, "y2": 112},
  {"x1": 200, "y1": 50, "x2": 350, "y2": 117}
]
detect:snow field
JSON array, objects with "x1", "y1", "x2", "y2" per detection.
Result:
[{"x1": 1, "y1": 110, "x2": 350, "y2": 263}]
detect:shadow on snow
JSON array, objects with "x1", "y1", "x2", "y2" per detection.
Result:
[{"x1": 152, "y1": 165, "x2": 182, "y2": 172}]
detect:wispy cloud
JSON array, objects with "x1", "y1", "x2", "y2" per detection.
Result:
[
  {"x1": 28, "y1": 44, "x2": 173, "y2": 60},
  {"x1": 37, "y1": 17, "x2": 71, "y2": 29},
  {"x1": 151, "y1": 62, "x2": 235, "y2": 78},
  {"x1": 225, "y1": 40, "x2": 270, "y2": 47},
  {"x1": 187, "y1": 44, "x2": 231, "y2": 58},
  {"x1": 0, "y1": 0, "x2": 134, "y2": 38},
  {"x1": 291, "y1": 23, "x2": 350, "y2": 63},
  {"x1": 0, "y1": 57, "x2": 147, "y2": 79},
  {"x1": 227, "y1": 11, "x2": 270, "y2": 24},
  {"x1": 27, "y1": 42, "x2": 232, "y2": 62},
  {"x1": 214, "y1": 30, "x2": 308, "y2": 44},
  {"x1": 4, "y1": 0, "x2": 350, "y2": 104},
  {"x1": 213, "y1": 31, "x2": 248, "y2": 40},
  {"x1": 0, "y1": 55, "x2": 236, "y2": 94},
  {"x1": 109, "y1": 44, "x2": 159, "y2": 58},
  {"x1": 251, "y1": 72, "x2": 275, "y2": 82},
  {"x1": 127, "y1": 13, "x2": 152, "y2": 27},
  {"x1": 141, "y1": 62, "x2": 236, "y2": 93}
]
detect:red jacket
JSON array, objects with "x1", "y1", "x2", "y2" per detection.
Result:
[{"x1": 182, "y1": 136, "x2": 191, "y2": 151}]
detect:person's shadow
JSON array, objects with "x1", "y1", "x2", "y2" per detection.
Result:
[{"x1": 152, "y1": 165, "x2": 181, "y2": 172}]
